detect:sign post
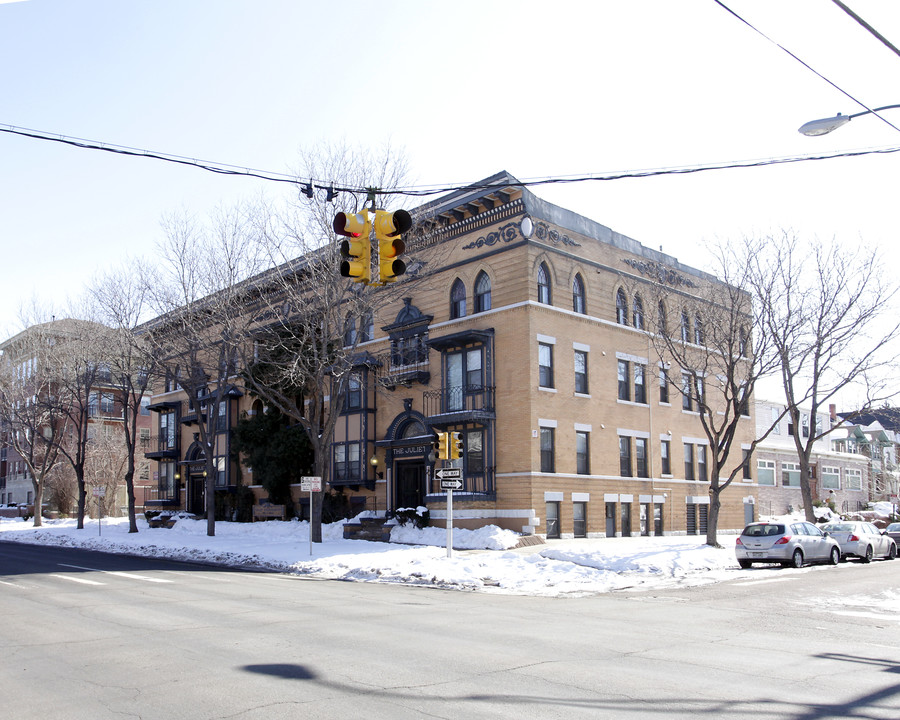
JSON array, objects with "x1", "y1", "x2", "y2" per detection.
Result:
[
  {"x1": 92, "y1": 486, "x2": 106, "y2": 537},
  {"x1": 300, "y1": 476, "x2": 322, "y2": 556},
  {"x1": 436, "y1": 468, "x2": 462, "y2": 558}
]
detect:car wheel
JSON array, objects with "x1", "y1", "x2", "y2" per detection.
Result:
[
  {"x1": 738, "y1": 559, "x2": 752, "y2": 569},
  {"x1": 829, "y1": 547, "x2": 840, "y2": 566},
  {"x1": 785, "y1": 549, "x2": 803, "y2": 569},
  {"x1": 863, "y1": 545, "x2": 874, "y2": 563},
  {"x1": 888, "y1": 543, "x2": 897, "y2": 560}
]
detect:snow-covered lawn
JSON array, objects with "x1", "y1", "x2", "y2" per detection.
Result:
[{"x1": 0, "y1": 503, "x2": 896, "y2": 599}]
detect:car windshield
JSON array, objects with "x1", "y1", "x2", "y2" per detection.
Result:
[
  {"x1": 742, "y1": 524, "x2": 785, "y2": 537},
  {"x1": 888, "y1": 523, "x2": 900, "y2": 532},
  {"x1": 824, "y1": 523, "x2": 854, "y2": 532}
]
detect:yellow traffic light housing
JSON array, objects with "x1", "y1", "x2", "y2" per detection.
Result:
[
  {"x1": 374, "y1": 209, "x2": 412, "y2": 284},
  {"x1": 334, "y1": 211, "x2": 372, "y2": 284},
  {"x1": 449, "y1": 431, "x2": 463, "y2": 460},
  {"x1": 434, "y1": 431, "x2": 449, "y2": 460}
]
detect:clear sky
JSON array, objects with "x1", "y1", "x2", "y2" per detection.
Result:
[{"x1": 2, "y1": 0, "x2": 899, "y2": 338}]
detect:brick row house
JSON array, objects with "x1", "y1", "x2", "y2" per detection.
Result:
[{"x1": 142, "y1": 172, "x2": 757, "y2": 537}]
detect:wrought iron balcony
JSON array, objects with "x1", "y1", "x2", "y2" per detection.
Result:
[
  {"x1": 423, "y1": 384, "x2": 495, "y2": 424},
  {"x1": 143, "y1": 434, "x2": 179, "y2": 459}
]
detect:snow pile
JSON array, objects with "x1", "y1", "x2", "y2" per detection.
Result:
[{"x1": 1, "y1": 509, "x2": 897, "y2": 599}]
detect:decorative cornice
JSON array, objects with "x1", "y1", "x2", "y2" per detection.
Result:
[
  {"x1": 462, "y1": 216, "x2": 582, "y2": 251},
  {"x1": 621, "y1": 258, "x2": 698, "y2": 288}
]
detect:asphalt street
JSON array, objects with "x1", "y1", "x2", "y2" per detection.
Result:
[{"x1": 1, "y1": 541, "x2": 898, "y2": 719}]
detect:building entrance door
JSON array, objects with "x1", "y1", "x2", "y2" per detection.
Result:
[
  {"x1": 395, "y1": 462, "x2": 424, "y2": 510},
  {"x1": 188, "y1": 474, "x2": 205, "y2": 515}
]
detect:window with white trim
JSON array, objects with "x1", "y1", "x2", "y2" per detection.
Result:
[{"x1": 821, "y1": 466, "x2": 840, "y2": 489}]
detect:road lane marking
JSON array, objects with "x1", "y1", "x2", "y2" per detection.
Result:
[
  {"x1": 734, "y1": 577, "x2": 795, "y2": 586},
  {"x1": 58, "y1": 563, "x2": 173, "y2": 583},
  {"x1": 0, "y1": 578, "x2": 32, "y2": 589},
  {"x1": 50, "y1": 573, "x2": 105, "y2": 586}
]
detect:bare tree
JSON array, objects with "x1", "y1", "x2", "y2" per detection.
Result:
[
  {"x1": 747, "y1": 232, "x2": 900, "y2": 522},
  {"x1": 0, "y1": 316, "x2": 71, "y2": 527},
  {"x1": 47, "y1": 301, "x2": 110, "y2": 530},
  {"x1": 644, "y1": 242, "x2": 783, "y2": 546},
  {"x1": 241, "y1": 141, "x2": 411, "y2": 542},
  {"x1": 92, "y1": 263, "x2": 159, "y2": 533},
  {"x1": 145, "y1": 206, "x2": 267, "y2": 537}
]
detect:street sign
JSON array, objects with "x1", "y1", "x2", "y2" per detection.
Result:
[
  {"x1": 300, "y1": 476, "x2": 322, "y2": 492},
  {"x1": 440, "y1": 478, "x2": 463, "y2": 491},
  {"x1": 92, "y1": 487, "x2": 106, "y2": 497},
  {"x1": 434, "y1": 467, "x2": 461, "y2": 480}
]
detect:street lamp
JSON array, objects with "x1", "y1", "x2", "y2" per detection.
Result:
[{"x1": 798, "y1": 104, "x2": 900, "y2": 136}]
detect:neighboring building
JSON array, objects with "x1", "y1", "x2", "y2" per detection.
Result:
[
  {"x1": 143, "y1": 171, "x2": 757, "y2": 537},
  {"x1": 0, "y1": 320, "x2": 153, "y2": 515},
  {"x1": 754, "y1": 399, "x2": 870, "y2": 517},
  {"x1": 832, "y1": 406, "x2": 900, "y2": 506}
]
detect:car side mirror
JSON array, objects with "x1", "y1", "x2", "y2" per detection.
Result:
[{"x1": 823, "y1": 531, "x2": 830, "y2": 537}]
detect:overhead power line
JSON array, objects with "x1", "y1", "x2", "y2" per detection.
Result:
[
  {"x1": 713, "y1": 0, "x2": 900, "y2": 136},
  {"x1": 2, "y1": 122, "x2": 900, "y2": 201}
]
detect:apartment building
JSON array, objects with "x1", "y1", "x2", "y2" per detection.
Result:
[{"x1": 143, "y1": 172, "x2": 757, "y2": 537}]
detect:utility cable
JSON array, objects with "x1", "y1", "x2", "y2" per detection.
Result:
[
  {"x1": 2, "y1": 122, "x2": 900, "y2": 201},
  {"x1": 713, "y1": 0, "x2": 900, "y2": 135}
]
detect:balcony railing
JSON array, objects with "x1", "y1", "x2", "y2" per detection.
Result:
[
  {"x1": 143, "y1": 484, "x2": 179, "y2": 505},
  {"x1": 144, "y1": 434, "x2": 179, "y2": 458},
  {"x1": 423, "y1": 385, "x2": 495, "y2": 419}
]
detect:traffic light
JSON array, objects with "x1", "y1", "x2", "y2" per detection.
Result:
[
  {"x1": 374, "y1": 209, "x2": 412, "y2": 284},
  {"x1": 449, "y1": 431, "x2": 463, "y2": 460},
  {"x1": 434, "y1": 432, "x2": 449, "y2": 460},
  {"x1": 334, "y1": 210, "x2": 372, "y2": 284}
]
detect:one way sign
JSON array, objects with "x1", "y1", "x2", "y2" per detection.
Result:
[{"x1": 435, "y1": 467, "x2": 463, "y2": 490}]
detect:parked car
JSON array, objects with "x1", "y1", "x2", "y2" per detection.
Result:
[
  {"x1": 819, "y1": 521, "x2": 897, "y2": 562},
  {"x1": 886, "y1": 522, "x2": 900, "y2": 544},
  {"x1": 735, "y1": 521, "x2": 840, "y2": 569}
]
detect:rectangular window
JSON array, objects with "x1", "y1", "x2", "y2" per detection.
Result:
[
  {"x1": 574, "y1": 350, "x2": 588, "y2": 394},
  {"x1": 757, "y1": 460, "x2": 775, "y2": 486},
  {"x1": 576, "y1": 431, "x2": 590, "y2": 475},
  {"x1": 682, "y1": 373, "x2": 693, "y2": 411},
  {"x1": 634, "y1": 364, "x2": 646, "y2": 405},
  {"x1": 742, "y1": 449, "x2": 752, "y2": 480},
  {"x1": 845, "y1": 468, "x2": 862, "y2": 490},
  {"x1": 540, "y1": 427, "x2": 555, "y2": 473},
  {"x1": 345, "y1": 373, "x2": 362, "y2": 410},
  {"x1": 697, "y1": 445, "x2": 707, "y2": 483},
  {"x1": 465, "y1": 429, "x2": 484, "y2": 474},
  {"x1": 573, "y1": 502, "x2": 586, "y2": 538},
  {"x1": 545, "y1": 501, "x2": 560, "y2": 539},
  {"x1": 684, "y1": 443, "x2": 695, "y2": 481},
  {"x1": 619, "y1": 436, "x2": 632, "y2": 477},
  {"x1": 659, "y1": 367, "x2": 669, "y2": 403},
  {"x1": 618, "y1": 360, "x2": 630, "y2": 401},
  {"x1": 88, "y1": 391, "x2": 99, "y2": 418},
  {"x1": 782, "y1": 462, "x2": 801, "y2": 487},
  {"x1": 539, "y1": 343, "x2": 554, "y2": 389},
  {"x1": 821, "y1": 466, "x2": 840, "y2": 489},
  {"x1": 771, "y1": 406, "x2": 780, "y2": 433},
  {"x1": 635, "y1": 437, "x2": 648, "y2": 478},
  {"x1": 661, "y1": 439, "x2": 671, "y2": 475},
  {"x1": 140, "y1": 397, "x2": 151, "y2": 416},
  {"x1": 216, "y1": 400, "x2": 228, "y2": 433},
  {"x1": 100, "y1": 392, "x2": 115, "y2": 415},
  {"x1": 802, "y1": 414, "x2": 810, "y2": 438}
]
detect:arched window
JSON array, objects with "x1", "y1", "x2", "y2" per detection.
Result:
[
  {"x1": 537, "y1": 262, "x2": 552, "y2": 305},
  {"x1": 657, "y1": 300, "x2": 668, "y2": 336},
  {"x1": 572, "y1": 274, "x2": 586, "y2": 314},
  {"x1": 450, "y1": 278, "x2": 466, "y2": 319},
  {"x1": 694, "y1": 313, "x2": 704, "y2": 345},
  {"x1": 681, "y1": 310, "x2": 690, "y2": 342},
  {"x1": 474, "y1": 271, "x2": 492, "y2": 313},
  {"x1": 632, "y1": 293, "x2": 644, "y2": 330},
  {"x1": 616, "y1": 288, "x2": 628, "y2": 325},
  {"x1": 344, "y1": 313, "x2": 357, "y2": 346},
  {"x1": 358, "y1": 311, "x2": 374, "y2": 343}
]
